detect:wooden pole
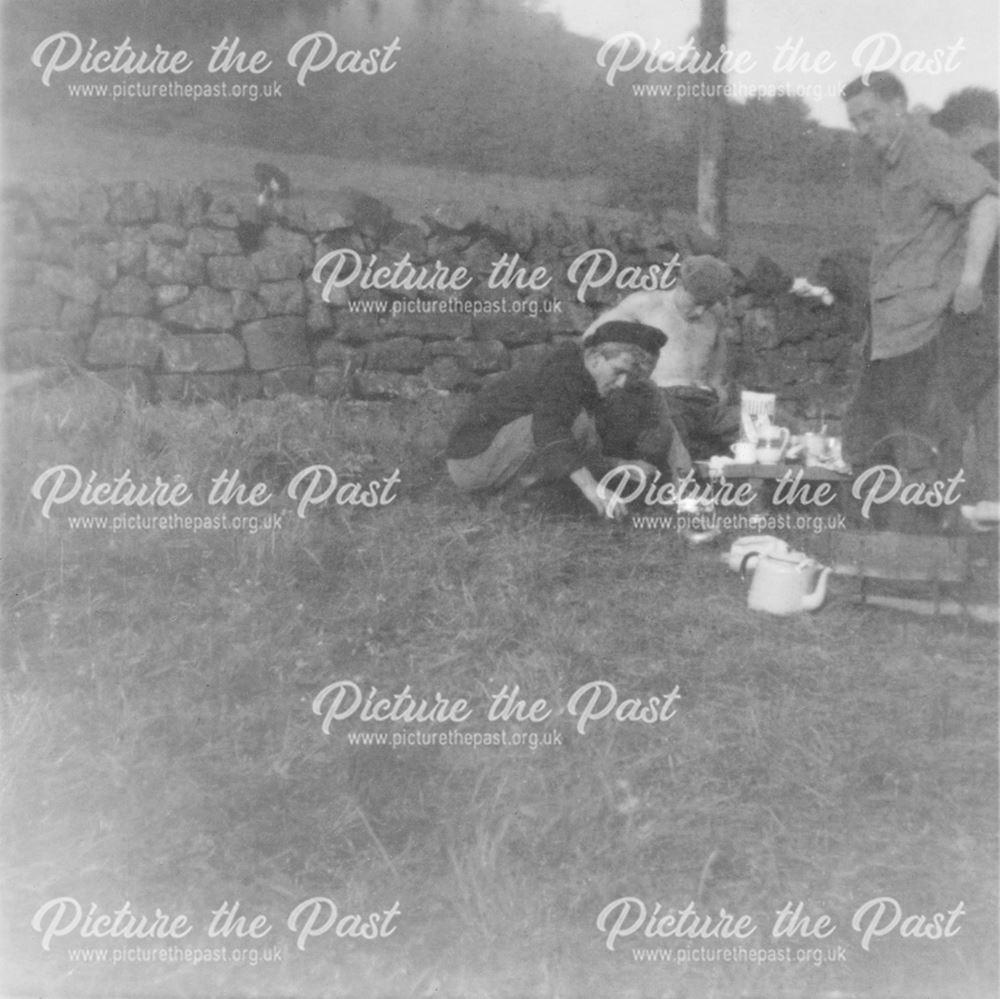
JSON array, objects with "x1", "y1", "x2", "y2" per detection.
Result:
[{"x1": 697, "y1": 0, "x2": 728, "y2": 254}]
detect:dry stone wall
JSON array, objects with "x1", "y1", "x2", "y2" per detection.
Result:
[{"x1": 1, "y1": 180, "x2": 865, "y2": 419}]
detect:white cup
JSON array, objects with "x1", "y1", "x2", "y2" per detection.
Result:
[{"x1": 731, "y1": 440, "x2": 757, "y2": 463}]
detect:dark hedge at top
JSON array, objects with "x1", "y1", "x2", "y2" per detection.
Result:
[{"x1": 2, "y1": 0, "x2": 855, "y2": 203}]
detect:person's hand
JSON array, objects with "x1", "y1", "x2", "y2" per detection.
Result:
[
  {"x1": 583, "y1": 480, "x2": 628, "y2": 520},
  {"x1": 953, "y1": 281, "x2": 984, "y2": 315},
  {"x1": 596, "y1": 492, "x2": 629, "y2": 520}
]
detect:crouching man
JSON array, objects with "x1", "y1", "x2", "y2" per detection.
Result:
[
  {"x1": 445, "y1": 322, "x2": 667, "y2": 518},
  {"x1": 583, "y1": 255, "x2": 738, "y2": 464}
]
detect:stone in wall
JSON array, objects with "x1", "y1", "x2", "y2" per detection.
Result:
[
  {"x1": 426, "y1": 201, "x2": 473, "y2": 234},
  {"x1": 465, "y1": 339, "x2": 508, "y2": 373},
  {"x1": 556, "y1": 297, "x2": 594, "y2": 335},
  {"x1": 306, "y1": 302, "x2": 334, "y2": 337},
  {"x1": 460, "y1": 238, "x2": 501, "y2": 276},
  {"x1": 252, "y1": 248, "x2": 305, "y2": 281},
  {"x1": 472, "y1": 313, "x2": 549, "y2": 346},
  {"x1": 384, "y1": 223, "x2": 428, "y2": 262},
  {"x1": 365, "y1": 337, "x2": 425, "y2": 373},
  {"x1": 162, "y1": 287, "x2": 236, "y2": 331},
  {"x1": 241, "y1": 317, "x2": 310, "y2": 370},
  {"x1": 104, "y1": 276, "x2": 155, "y2": 317},
  {"x1": 384, "y1": 312, "x2": 472, "y2": 342},
  {"x1": 258, "y1": 280, "x2": 306, "y2": 317},
  {"x1": 314, "y1": 339, "x2": 362, "y2": 370},
  {"x1": 38, "y1": 228, "x2": 77, "y2": 268},
  {"x1": 336, "y1": 188, "x2": 394, "y2": 240},
  {"x1": 38, "y1": 265, "x2": 101, "y2": 306},
  {"x1": 189, "y1": 227, "x2": 242, "y2": 255},
  {"x1": 208, "y1": 255, "x2": 259, "y2": 292},
  {"x1": 205, "y1": 192, "x2": 244, "y2": 229},
  {"x1": 147, "y1": 244, "x2": 206, "y2": 286},
  {"x1": 109, "y1": 229, "x2": 148, "y2": 277},
  {"x1": 232, "y1": 291, "x2": 267, "y2": 323},
  {"x1": 261, "y1": 227, "x2": 313, "y2": 271},
  {"x1": 156, "y1": 285, "x2": 191, "y2": 309},
  {"x1": 472, "y1": 281, "x2": 508, "y2": 308},
  {"x1": 316, "y1": 281, "x2": 350, "y2": 308},
  {"x1": 427, "y1": 233, "x2": 471, "y2": 260},
  {"x1": 79, "y1": 185, "x2": 110, "y2": 225},
  {"x1": 423, "y1": 340, "x2": 469, "y2": 360},
  {"x1": 148, "y1": 223, "x2": 188, "y2": 247},
  {"x1": 4, "y1": 285, "x2": 62, "y2": 330},
  {"x1": 59, "y1": 301, "x2": 97, "y2": 337},
  {"x1": 506, "y1": 212, "x2": 538, "y2": 255},
  {"x1": 509, "y1": 343, "x2": 551, "y2": 368},
  {"x1": 32, "y1": 185, "x2": 82, "y2": 224},
  {"x1": 299, "y1": 204, "x2": 350, "y2": 234},
  {"x1": 424, "y1": 338, "x2": 507, "y2": 373},
  {"x1": 73, "y1": 245, "x2": 118, "y2": 286},
  {"x1": 109, "y1": 182, "x2": 158, "y2": 225},
  {"x1": 333, "y1": 313, "x2": 387, "y2": 345},
  {"x1": 155, "y1": 183, "x2": 186, "y2": 225},
  {"x1": 87, "y1": 317, "x2": 166, "y2": 367},
  {"x1": 425, "y1": 356, "x2": 479, "y2": 392},
  {"x1": 161, "y1": 333, "x2": 246, "y2": 373}
]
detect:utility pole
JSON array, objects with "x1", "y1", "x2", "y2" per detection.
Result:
[{"x1": 697, "y1": 0, "x2": 728, "y2": 253}]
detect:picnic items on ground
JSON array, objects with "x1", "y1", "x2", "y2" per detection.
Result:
[
  {"x1": 739, "y1": 390, "x2": 776, "y2": 439},
  {"x1": 676, "y1": 495, "x2": 721, "y2": 545},
  {"x1": 741, "y1": 550, "x2": 831, "y2": 615},
  {"x1": 717, "y1": 389, "x2": 851, "y2": 474}
]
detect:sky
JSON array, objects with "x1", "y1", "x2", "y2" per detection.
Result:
[{"x1": 539, "y1": 0, "x2": 1000, "y2": 128}]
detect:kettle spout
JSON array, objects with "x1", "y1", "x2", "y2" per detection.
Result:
[{"x1": 802, "y1": 566, "x2": 831, "y2": 611}]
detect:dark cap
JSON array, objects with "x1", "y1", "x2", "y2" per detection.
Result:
[{"x1": 586, "y1": 320, "x2": 667, "y2": 357}]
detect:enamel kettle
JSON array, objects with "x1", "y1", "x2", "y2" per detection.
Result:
[{"x1": 740, "y1": 551, "x2": 831, "y2": 615}]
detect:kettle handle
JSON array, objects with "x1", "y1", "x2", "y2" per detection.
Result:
[{"x1": 740, "y1": 552, "x2": 759, "y2": 580}]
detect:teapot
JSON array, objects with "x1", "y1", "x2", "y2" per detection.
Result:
[{"x1": 740, "y1": 551, "x2": 831, "y2": 615}]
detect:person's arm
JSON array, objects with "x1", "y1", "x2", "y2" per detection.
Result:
[
  {"x1": 704, "y1": 314, "x2": 731, "y2": 395},
  {"x1": 569, "y1": 466, "x2": 615, "y2": 517},
  {"x1": 954, "y1": 194, "x2": 999, "y2": 314}
]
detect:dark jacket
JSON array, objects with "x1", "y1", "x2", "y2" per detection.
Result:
[{"x1": 445, "y1": 342, "x2": 600, "y2": 478}]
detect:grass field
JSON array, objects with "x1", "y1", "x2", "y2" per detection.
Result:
[{"x1": 1, "y1": 377, "x2": 996, "y2": 999}]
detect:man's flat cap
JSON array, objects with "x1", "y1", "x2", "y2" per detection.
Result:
[{"x1": 586, "y1": 320, "x2": 667, "y2": 356}]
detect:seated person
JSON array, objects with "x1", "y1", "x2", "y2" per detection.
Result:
[
  {"x1": 445, "y1": 322, "x2": 667, "y2": 517},
  {"x1": 583, "y1": 255, "x2": 738, "y2": 462}
]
